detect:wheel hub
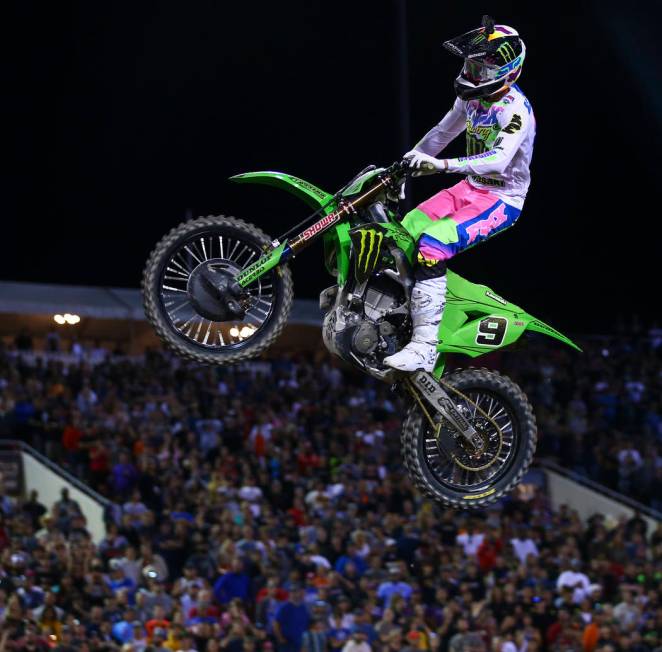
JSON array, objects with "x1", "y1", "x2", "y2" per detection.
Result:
[
  {"x1": 435, "y1": 404, "x2": 504, "y2": 473},
  {"x1": 187, "y1": 258, "x2": 246, "y2": 322}
]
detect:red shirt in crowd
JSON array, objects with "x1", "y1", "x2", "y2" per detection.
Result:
[
  {"x1": 477, "y1": 537, "x2": 503, "y2": 572},
  {"x1": 62, "y1": 424, "x2": 82, "y2": 451},
  {"x1": 145, "y1": 618, "x2": 170, "y2": 640}
]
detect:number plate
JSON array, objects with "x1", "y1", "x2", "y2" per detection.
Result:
[{"x1": 475, "y1": 316, "x2": 508, "y2": 347}]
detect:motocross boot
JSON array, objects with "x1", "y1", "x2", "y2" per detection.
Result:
[{"x1": 384, "y1": 275, "x2": 446, "y2": 372}]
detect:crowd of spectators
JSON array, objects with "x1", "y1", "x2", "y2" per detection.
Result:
[
  {"x1": 0, "y1": 328, "x2": 659, "y2": 651},
  {"x1": 496, "y1": 328, "x2": 662, "y2": 507}
]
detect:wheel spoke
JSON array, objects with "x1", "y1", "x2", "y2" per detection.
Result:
[
  {"x1": 166, "y1": 266, "x2": 189, "y2": 278},
  {"x1": 170, "y1": 256, "x2": 193, "y2": 275},
  {"x1": 421, "y1": 389, "x2": 518, "y2": 492},
  {"x1": 202, "y1": 321, "x2": 212, "y2": 345},
  {"x1": 166, "y1": 300, "x2": 191, "y2": 317},
  {"x1": 241, "y1": 251, "x2": 257, "y2": 268},
  {"x1": 228, "y1": 239, "x2": 240, "y2": 260},
  {"x1": 184, "y1": 245, "x2": 203, "y2": 265},
  {"x1": 158, "y1": 227, "x2": 277, "y2": 352}
]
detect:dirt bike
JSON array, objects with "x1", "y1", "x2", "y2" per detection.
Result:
[{"x1": 143, "y1": 160, "x2": 580, "y2": 508}]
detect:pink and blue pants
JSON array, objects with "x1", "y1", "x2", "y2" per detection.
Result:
[{"x1": 401, "y1": 180, "x2": 521, "y2": 271}]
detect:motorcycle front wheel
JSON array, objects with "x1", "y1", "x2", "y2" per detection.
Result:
[
  {"x1": 143, "y1": 215, "x2": 293, "y2": 365},
  {"x1": 401, "y1": 368, "x2": 537, "y2": 509}
]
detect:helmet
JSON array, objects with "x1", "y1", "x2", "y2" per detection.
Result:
[{"x1": 443, "y1": 16, "x2": 525, "y2": 101}]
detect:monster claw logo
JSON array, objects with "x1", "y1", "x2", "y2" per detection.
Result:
[
  {"x1": 351, "y1": 227, "x2": 384, "y2": 282},
  {"x1": 496, "y1": 41, "x2": 517, "y2": 63}
]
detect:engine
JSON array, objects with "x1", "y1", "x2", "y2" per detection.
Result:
[{"x1": 322, "y1": 276, "x2": 409, "y2": 370}]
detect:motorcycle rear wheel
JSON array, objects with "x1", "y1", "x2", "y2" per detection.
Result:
[
  {"x1": 142, "y1": 215, "x2": 293, "y2": 365},
  {"x1": 401, "y1": 368, "x2": 536, "y2": 509}
]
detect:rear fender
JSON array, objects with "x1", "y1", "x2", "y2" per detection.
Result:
[{"x1": 437, "y1": 270, "x2": 581, "y2": 357}]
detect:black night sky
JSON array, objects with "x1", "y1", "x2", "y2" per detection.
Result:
[{"x1": 5, "y1": 2, "x2": 662, "y2": 331}]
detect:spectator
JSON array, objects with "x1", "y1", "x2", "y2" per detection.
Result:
[
  {"x1": 274, "y1": 585, "x2": 310, "y2": 652},
  {"x1": 456, "y1": 520, "x2": 485, "y2": 557},
  {"x1": 557, "y1": 558, "x2": 592, "y2": 604},
  {"x1": 19, "y1": 490, "x2": 46, "y2": 529},
  {"x1": 613, "y1": 589, "x2": 641, "y2": 629},
  {"x1": 112, "y1": 452, "x2": 139, "y2": 500},
  {"x1": 376, "y1": 564, "x2": 412, "y2": 608},
  {"x1": 301, "y1": 618, "x2": 328, "y2": 652},
  {"x1": 510, "y1": 527, "x2": 539, "y2": 565},
  {"x1": 341, "y1": 631, "x2": 371, "y2": 652},
  {"x1": 213, "y1": 558, "x2": 250, "y2": 605}
]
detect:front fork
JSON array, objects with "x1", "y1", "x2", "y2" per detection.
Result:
[
  {"x1": 235, "y1": 241, "x2": 291, "y2": 289},
  {"x1": 406, "y1": 370, "x2": 484, "y2": 451}
]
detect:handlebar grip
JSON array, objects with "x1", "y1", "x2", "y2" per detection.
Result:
[{"x1": 420, "y1": 162, "x2": 436, "y2": 172}]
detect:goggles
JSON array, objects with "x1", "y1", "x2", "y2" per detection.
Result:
[{"x1": 461, "y1": 57, "x2": 502, "y2": 85}]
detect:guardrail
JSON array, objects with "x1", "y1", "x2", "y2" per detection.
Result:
[
  {"x1": 540, "y1": 458, "x2": 661, "y2": 528},
  {"x1": 540, "y1": 459, "x2": 662, "y2": 519},
  {"x1": 0, "y1": 439, "x2": 111, "y2": 507},
  {"x1": 0, "y1": 439, "x2": 112, "y2": 542}
]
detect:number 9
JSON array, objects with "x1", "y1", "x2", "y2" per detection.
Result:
[{"x1": 476, "y1": 316, "x2": 508, "y2": 346}]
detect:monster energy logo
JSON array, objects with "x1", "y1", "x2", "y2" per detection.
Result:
[
  {"x1": 466, "y1": 134, "x2": 486, "y2": 157},
  {"x1": 355, "y1": 228, "x2": 383, "y2": 278},
  {"x1": 496, "y1": 41, "x2": 516, "y2": 63}
]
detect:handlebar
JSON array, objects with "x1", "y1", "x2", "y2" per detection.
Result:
[{"x1": 385, "y1": 158, "x2": 436, "y2": 179}]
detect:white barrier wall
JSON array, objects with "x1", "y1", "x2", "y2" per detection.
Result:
[
  {"x1": 544, "y1": 468, "x2": 659, "y2": 533},
  {"x1": 20, "y1": 452, "x2": 107, "y2": 543}
]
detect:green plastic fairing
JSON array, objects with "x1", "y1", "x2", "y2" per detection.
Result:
[
  {"x1": 437, "y1": 270, "x2": 581, "y2": 357},
  {"x1": 236, "y1": 242, "x2": 288, "y2": 288},
  {"x1": 230, "y1": 171, "x2": 335, "y2": 212},
  {"x1": 340, "y1": 168, "x2": 384, "y2": 198},
  {"x1": 324, "y1": 223, "x2": 352, "y2": 285}
]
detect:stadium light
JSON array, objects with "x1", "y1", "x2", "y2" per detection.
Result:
[
  {"x1": 229, "y1": 325, "x2": 256, "y2": 340},
  {"x1": 53, "y1": 313, "x2": 81, "y2": 325}
]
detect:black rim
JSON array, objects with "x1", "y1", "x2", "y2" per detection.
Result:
[
  {"x1": 157, "y1": 229, "x2": 277, "y2": 351},
  {"x1": 420, "y1": 389, "x2": 519, "y2": 493}
]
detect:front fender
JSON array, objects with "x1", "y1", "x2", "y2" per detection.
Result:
[{"x1": 230, "y1": 171, "x2": 335, "y2": 213}]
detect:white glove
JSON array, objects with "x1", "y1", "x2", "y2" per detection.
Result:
[{"x1": 403, "y1": 150, "x2": 445, "y2": 176}]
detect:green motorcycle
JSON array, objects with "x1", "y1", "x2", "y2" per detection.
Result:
[{"x1": 143, "y1": 161, "x2": 580, "y2": 508}]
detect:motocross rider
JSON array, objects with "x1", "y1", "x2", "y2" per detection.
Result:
[{"x1": 384, "y1": 16, "x2": 535, "y2": 372}]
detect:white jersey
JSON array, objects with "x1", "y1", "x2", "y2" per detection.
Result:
[{"x1": 414, "y1": 85, "x2": 535, "y2": 209}]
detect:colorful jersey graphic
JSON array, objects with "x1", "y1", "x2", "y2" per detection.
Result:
[{"x1": 414, "y1": 85, "x2": 535, "y2": 209}]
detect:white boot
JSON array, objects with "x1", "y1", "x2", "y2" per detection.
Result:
[{"x1": 384, "y1": 275, "x2": 446, "y2": 372}]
